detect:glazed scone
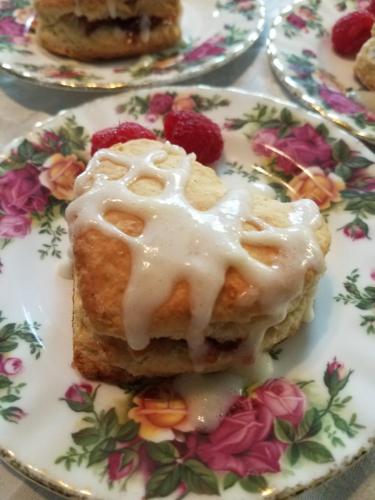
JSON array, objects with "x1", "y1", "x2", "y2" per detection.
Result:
[
  {"x1": 354, "y1": 25, "x2": 375, "y2": 90},
  {"x1": 66, "y1": 139, "x2": 330, "y2": 382},
  {"x1": 34, "y1": 0, "x2": 182, "y2": 61}
]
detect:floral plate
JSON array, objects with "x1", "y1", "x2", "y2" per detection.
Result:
[
  {"x1": 0, "y1": 0, "x2": 265, "y2": 90},
  {"x1": 268, "y1": 0, "x2": 375, "y2": 145},
  {"x1": 1, "y1": 86, "x2": 375, "y2": 499}
]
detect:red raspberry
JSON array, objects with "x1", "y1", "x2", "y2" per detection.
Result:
[
  {"x1": 368, "y1": 0, "x2": 375, "y2": 16},
  {"x1": 91, "y1": 122, "x2": 157, "y2": 155},
  {"x1": 163, "y1": 111, "x2": 224, "y2": 165},
  {"x1": 332, "y1": 11, "x2": 374, "y2": 56}
]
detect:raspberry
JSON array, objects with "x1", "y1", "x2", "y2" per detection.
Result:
[
  {"x1": 91, "y1": 122, "x2": 157, "y2": 155},
  {"x1": 368, "y1": 0, "x2": 375, "y2": 15},
  {"x1": 163, "y1": 111, "x2": 223, "y2": 165},
  {"x1": 332, "y1": 11, "x2": 374, "y2": 56}
]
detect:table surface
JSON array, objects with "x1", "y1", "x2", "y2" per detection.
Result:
[{"x1": 1, "y1": 0, "x2": 375, "y2": 498}]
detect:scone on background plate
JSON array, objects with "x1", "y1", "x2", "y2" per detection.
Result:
[
  {"x1": 66, "y1": 139, "x2": 330, "y2": 385},
  {"x1": 355, "y1": 25, "x2": 375, "y2": 90},
  {"x1": 34, "y1": 0, "x2": 182, "y2": 61}
]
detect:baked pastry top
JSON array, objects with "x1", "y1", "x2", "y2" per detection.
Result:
[
  {"x1": 67, "y1": 139, "x2": 330, "y2": 381},
  {"x1": 34, "y1": 0, "x2": 182, "y2": 61},
  {"x1": 34, "y1": 0, "x2": 181, "y2": 22}
]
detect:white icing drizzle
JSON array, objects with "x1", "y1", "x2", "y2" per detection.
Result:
[
  {"x1": 106, "y1": 0, "x2": 117, "y2": 19},
  {"x1": 74, "y1": 0, "x2": 82, "y2": 17},
  {"x1": 174, "y1": 353, "x2": 274, "y2": 432},
  {"x1": 58, "y1": 259, "x2": 73, "y2": 280},
  {"x1": 140, "y1": 15, "x2": 151, "y2": 43},
  {"x1": 174, "y1": 372, "x2": 243, "y2": 433},
  {"x1": 66, "y1": 142, "x2": 324, "y2": 366}
]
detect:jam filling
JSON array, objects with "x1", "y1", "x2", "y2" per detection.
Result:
[{"x1": 69, "y1": 15, "x2": 166, "y2": 35}]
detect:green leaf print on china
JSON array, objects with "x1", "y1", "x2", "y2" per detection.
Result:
[
  {"x1": 335, "y1": 269, "x2": 375, "y2": 334},
  {"x1": 224, "y1": 103, "x2": 375, "y2": 237},
  {"x1": 0, "y1": 116, "x2": 89, "y2": 268},
  {"x1": 56, "y1": 360, "x2": 362, "y2": 498},
  {"x1": 0, "y1": 312, "x2": 42, "y2": 423}
]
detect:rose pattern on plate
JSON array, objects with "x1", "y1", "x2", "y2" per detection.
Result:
[
  {"x1": 283, "y1": 0, "x2": 327, "y2": 39},
  {"x1": 224, "y1": 103, "x2": 375, "y2": 237},
  {"x1": 335, "y1": 0, "x2": 370, "y2": 11},
  {"x1": 0, "y1": 311, "x2": 42, "y2": 423},
  {"x1": 116, "y1": 92, "x2": 230, "y2": 123},
  {"x1": 283, "y1": 50, "x2": 375, "y2": 131},
  {"x1": 335, "y1": 269, "x2": 375, "y2": 334},
  {"x1": 15, "y1": 63, "x2": 104, "y2": 82},
  {"x1": 0, "y1": 116, "x2": 89, "y2": 267},
  {"x1": 113, "y1": 25, "x2": 249, "y2": 79},
  {"x1": 271, "y1": 0, "x2": 375, "y2": 143},
  {"x1": 56, "y1": 359, "x2": 363, "y2": 497},
  {"x1": 0, "y1": 0, "x2": 32, "y2": 54},
  {"x1": 216, "y1": 0, "x2": 258, "y2": 20}
]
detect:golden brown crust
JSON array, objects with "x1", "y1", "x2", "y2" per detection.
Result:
[
  {"x1": 36, "y1": 17, "x2": 181, "y2": 61},
  {"x1": 34, "y1": 0, "x2": 181, "y2": 22},
  {"x1": 354, "y1": 37, "x2": 375, "y2": 91},
  {"x1": 70, "y1": 138, "x2": 331, "y2": 382},
  {"x1": 72, "y1": 140, "x2": 330, "y2": 344}
]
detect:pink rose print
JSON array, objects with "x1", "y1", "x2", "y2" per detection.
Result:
[
  {"x1": 108, "y1": 447, "x2": 138, "y2": 481},
  {"x1": 348, "y1": 168, "x2": 375, "y2": 192},
  {"x1": 286, "y1": 13, "x2": 307, "y2": 29},
  {"x1": 191, "y1": 398, "x2": 284, "y2": 476},
  {"x1": 38, "y1": 130, "x2": 64, "y2": 154},
  {"x1": 252, "y1": 128, "x2": 279, "y2": 157},
  {"x1": 64, "y1": 383, "x2": 93, "y2": 403},
  {"x1": 0, "y1": 214, "x2": 31, "y2": 238},
  {"x1": 252, "y1": 124, "x2": 335, "y2": 175},
  {"x1": 6, "y1": 407, "x2": 27, "y2": 422},
  {"x1": 183, "y1": 35, "x2": 225, "y2": 62},
  {"x1": 326, "y1": 358, "x2": 346, "y2": 380},
  {"x1": 324, "y1": 358, "x2": 352, "y2": 397},
  {"x1": 0, "y1": 356, "x2": 23, "y2": 376},
  {"x1": 0, "y1": 16, "x2": 25, "y2": 42},
  {"x1": 319, "y1": 85, "x2": 365, "y2": 115},
  {"x1": 371, "y1": 270, "x2": 375, "y2": 281},
  {"x1": 342, "y1": 219, "x2": 369, "y2": 240},
  {"x1": 148, "y1": 93, "x2": 174, "y2": 115},
  {"x1": 254, "y1": 378, "x2": 306, "y2": 426},
  {"x1": 0, "y1": 165, "x2": 49, "y2": 216}
]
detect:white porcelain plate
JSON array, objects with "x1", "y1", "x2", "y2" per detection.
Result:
[
  {"x1": 268, "y1": 0, "x2": 375, "y2": 144},
  {"x1": 0, "y1": 86, "x2": 375, "y2": 499},
  {"x1": 0, "y1": 0, "x2": 264, "y2": 90}
]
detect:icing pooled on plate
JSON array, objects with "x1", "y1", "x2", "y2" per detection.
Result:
[{"x1": 174, "y1": 353, "x2": 274, "y2": 432}]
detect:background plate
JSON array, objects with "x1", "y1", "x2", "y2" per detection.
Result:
[
  {"x1": 268, "y1": 0, "x2": 375, "y2": 144},
  {"x1": 0, "y1": 0, "x2": 264, "y2": 90}
]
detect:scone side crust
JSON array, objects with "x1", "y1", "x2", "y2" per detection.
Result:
[
  {"x1": 36, "y1": 19, "x2": 181, "y2": 61},
  {"x1": 34, "y1": 0, "x2": 181, "y2": 22},
  {"x1": 354, "y1": 37, "x2": 375, "y2": 91}
]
